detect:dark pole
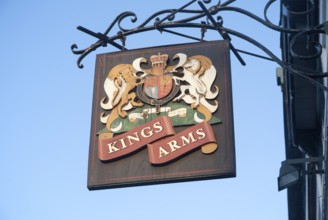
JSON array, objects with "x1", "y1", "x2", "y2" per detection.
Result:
[{"x1": 280, "y1": 0, "x2": 323, "y2": 219}]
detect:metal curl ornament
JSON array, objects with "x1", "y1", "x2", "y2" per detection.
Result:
[
  {"x1": 289, "y1": 29, "x2": 326, "y2": 60},
  {"x1": 71, "y1": 44, "x2": 84, "y2": 55},
  {"x1": 263, "y1": 0, "x2": 302, "y2": 33},
  {"x1": 117, "y1": 11, "x2": 138, "y2": 32},
  {"x1": 71, "y1": 41, "x2": 104, "y2": 69}
]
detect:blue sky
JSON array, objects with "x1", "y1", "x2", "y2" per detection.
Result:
[{"x1": 0, "y1": 1, "x2": 287, "y2": 219}]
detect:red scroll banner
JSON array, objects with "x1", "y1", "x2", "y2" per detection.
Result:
[
  {"x1": 98, "y1": 116, "x2": 175, "y2": 161},
  {"x1": 98, "y1": 116, "x2": 216, "y2": 164},
  {"x1": 147, "y1": 122, "x2": 216, "y2": 165}
]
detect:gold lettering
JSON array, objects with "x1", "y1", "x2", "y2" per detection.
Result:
[
  {"x1": 159, "y1": 147, "x2": 169, "y2": 158},
  {"x1": 168, "y1": 140, "x2": 181, "y2": 152},
  {"x1": 181, "y1": 132, "x2": 197, "y2": 146},
  {"x1": 153, "y1": 121, "x2": 163, "y2": 133},
  {"x1": 127, "y1": 132, "x2": 140, "y2": 145},
  {"x1": 107, "y1": 141, "x2": 120, "y2": 153},
  {"x1": 196, "y1": 128, "x2": 206, "y2": 140},
  {"x1": 119, "y1": 138, "x2": 128, "y2": 149},
  {"x1": 141, "y1": 127, "x2": 153, "y2": 138}
]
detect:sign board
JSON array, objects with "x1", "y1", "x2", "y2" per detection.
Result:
[{"x1": 88, "y1": 40, "x2": 236, "y2": 190}]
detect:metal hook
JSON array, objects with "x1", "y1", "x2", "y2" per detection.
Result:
[
  {"x1": 154, "y1": 17, "x2": 163, "y2": 33},
  {"x1": 117, "y1": 31, "x2": 126, "y2": 51},
  {"x1": 201, "y1": 21, "x2": 207, "y2": 40}
]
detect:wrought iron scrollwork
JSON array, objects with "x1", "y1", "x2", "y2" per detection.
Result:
[
  {"x1": 71, "y1": 0, "x2": 234, "y2": 68},
  {"x1": 71, "y1": 0, "x2": 328, "y2": 91}
]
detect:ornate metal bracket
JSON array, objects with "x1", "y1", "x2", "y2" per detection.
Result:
[{"x1": 71, "y1": 0, "x2": 328, "y2": 91}]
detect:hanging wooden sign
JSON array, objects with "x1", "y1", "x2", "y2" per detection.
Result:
[{"x1": 87, "y1": 40, "x2": 236, "y2": 190}]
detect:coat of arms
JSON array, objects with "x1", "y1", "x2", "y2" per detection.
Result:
[
  {"x1": 97, "y1": 51, "x2": 221, "y2": 164},
  {"x1": 87, "y1": 41, "x2": 235, "y2": 189}
]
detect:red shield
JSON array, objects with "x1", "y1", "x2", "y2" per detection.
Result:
[{"x1": 143, "y1": 75, "x2": 173, "y2": 99}]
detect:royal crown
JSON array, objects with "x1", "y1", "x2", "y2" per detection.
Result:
[
  {"x1": 150, "y1": 53, "x2": 168, "y2": 75},
  {"x1": 150, "y1": 53, "x2": 168, "y2": 67}
]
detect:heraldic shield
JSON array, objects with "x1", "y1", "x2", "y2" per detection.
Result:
[
  {"x1": 88, "y1": 40, "x2": 236, "y2": 190},
  {"x1": 143, "y1": 75, "x2": 173, "y2": 99}
]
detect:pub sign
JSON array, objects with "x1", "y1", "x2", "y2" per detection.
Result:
[{"x1": 88, "y1": 40, "x2": 236, "y2": 189}]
